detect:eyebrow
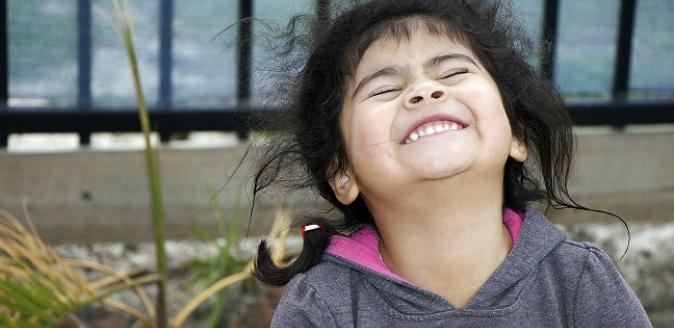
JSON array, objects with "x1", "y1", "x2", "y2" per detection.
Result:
[{"x1": 352, "y1": 53, "x2": 478, "y2": 99}]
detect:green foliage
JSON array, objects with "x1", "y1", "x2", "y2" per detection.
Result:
[
  {"x1": 0, "y1": 210, "x2": 159, "y2": 327},
  {"x1": 176, "y1": 183, "x2": 250, "y2": 327}
]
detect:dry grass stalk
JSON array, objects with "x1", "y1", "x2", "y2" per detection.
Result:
[{"x1": 0, "y1": 209, "x2": 159, "y2": 327}]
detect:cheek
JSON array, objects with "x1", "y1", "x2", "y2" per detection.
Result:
[
  {"x1": 464, "y1": 82, "x2": 514, "y2": 152},
  {"x1": 465, "y1": 83, "x2": 510, "y2": 125},
  {"x1": 348, "y1": 110, "x2": 394, "y2": 152},
  {"x1": 351, "y1": 126, "x2": 392, "y2": 159}
]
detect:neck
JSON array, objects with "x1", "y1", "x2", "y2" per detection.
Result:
[{"x1": 368, "y1": 174, "x2": 512, "y2": 308}]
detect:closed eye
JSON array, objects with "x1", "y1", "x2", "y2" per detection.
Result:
[
  {"x1": 440, "y1": 68, "x2": 469, "y2": 79},
  {"x1": 369, "y1": 87, "x2": 401, "y2": 98}
]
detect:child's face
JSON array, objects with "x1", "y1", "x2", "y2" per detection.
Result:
[{"x1": 333, "y1": 29, "x2": 526, "y2": 205}]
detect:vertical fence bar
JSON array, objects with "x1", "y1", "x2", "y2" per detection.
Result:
[
  {"x1": 158, "y1": 0, "x2": 173, "y2": 142},
  {"x1": 0, "y1": 0, "x2": 7, "y2": 147},
  {"x1": 159, "y1": 0, "x2": 172, "y2": 108},
  {"x1": 541, "y1": 0, "x2": 559, "y2": 80},
  {"x1": 237, "y1": 0, "x2": 252, "y2": 102},
  {"x1": 316, "y1": 0, "x2": 330, "y2": 23},
  {"x1": 77, "y1": 0, "x2": 92, "y2": 145},
  {"x1": 236, "y1": 0, "x2": 252, "y2": 140},
  {"x1": 0, "y1": 0, "x2": 7, "y2": 106},
  {"x1": 613, "y1": 0, "x2": 636, "y2": 100}
]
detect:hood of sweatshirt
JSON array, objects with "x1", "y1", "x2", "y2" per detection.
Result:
[{"x1": 321, "y1": 207, "x2": 566, "y2": 311}]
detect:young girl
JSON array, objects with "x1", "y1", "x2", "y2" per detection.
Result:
[{"x1": 251, "y1": 0, "x2": 651, "y2": 326}]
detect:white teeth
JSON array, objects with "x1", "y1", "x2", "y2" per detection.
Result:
[{"x1": 404, "y1": 121, "x2": 464, "y2": 145}]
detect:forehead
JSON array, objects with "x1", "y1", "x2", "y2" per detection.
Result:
[
  {"x1": 351, "y1": 30, "x2": 479, "y2": 85},
  {"x1": 344, "y1": 16, "x2": 471, "y2": 72},
  {"x1": 360, "y1": 31, "x2": 471, "y2": 66}
]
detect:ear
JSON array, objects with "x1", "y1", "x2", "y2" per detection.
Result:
[
  {"x1": 328, "y1": 169, "x2": 360, "y2": 205},
  {"x1": 509, "y1": 137, "x2": 528, "y2": 162}
]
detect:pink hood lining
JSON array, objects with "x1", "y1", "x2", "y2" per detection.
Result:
[{"x1": 325, "y1": 208, "x2": 524, "y2": 283}]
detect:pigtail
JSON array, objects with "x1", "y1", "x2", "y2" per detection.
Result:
[{"x1": 252, "y1": 219, "x2": 337, "y2": 287}]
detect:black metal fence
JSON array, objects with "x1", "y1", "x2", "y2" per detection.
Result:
[{"x1": 0, "y1": 0, "x2": 672, "y2": 148}]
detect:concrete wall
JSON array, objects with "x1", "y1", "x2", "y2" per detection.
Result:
[
  {"x1": 1, "y1": 129, "x2": 672, "y2": 244},
  {"x1": 548, "y1": 128, "x2": 674, "y2": 224}
]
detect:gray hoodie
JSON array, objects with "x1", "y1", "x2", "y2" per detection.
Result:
[{"x1": 271, "y1": 208, "x2": 651, "y2": 327}]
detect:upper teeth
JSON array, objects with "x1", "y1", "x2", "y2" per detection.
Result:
[{"x1": 404, "y1": 121, "x2": 463, "y2": 144}]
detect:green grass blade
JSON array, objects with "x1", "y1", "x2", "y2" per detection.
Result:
[
  {"x1": 0, "y1": 280, "x2": 51, "y2": 316},
  {"x1": 109, "y1": 1, "x2": 169, "y2": 326}
]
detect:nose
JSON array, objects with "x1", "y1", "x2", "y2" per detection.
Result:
[{"x1": 404, "y1": 82, "x2": 448, "y2": 108}]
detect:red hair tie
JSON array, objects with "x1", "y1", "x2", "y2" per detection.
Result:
[{"x1": 301, "y1": 223, "x2": 322, "y2": 238}]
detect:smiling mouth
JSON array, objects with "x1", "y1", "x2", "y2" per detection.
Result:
[{"x1": 403, "y1": 120, "x2": 465, "y2": 144}]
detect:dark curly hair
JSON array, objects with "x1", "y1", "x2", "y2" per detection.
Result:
[{"x1": 249, "y1": 0, "x2": 621, "y2": 287}]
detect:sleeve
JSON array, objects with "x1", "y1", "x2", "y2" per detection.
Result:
[
  {"x1": 271, "y1": 277, "x2": 338, "y2": 328},
  {"x1": 573, "y1": 245, "x2": 652, "y2": 327}
]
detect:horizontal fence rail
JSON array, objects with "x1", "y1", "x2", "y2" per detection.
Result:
[
  {"x1": 0, "y1": 106, "x2": 277, "y2": 146},
  {"x1": 1, "y1": 0, "x2": 673, "y2": 148},
  {"x1": 1, "y1": 99, "x2": 671, "y2": 133}
]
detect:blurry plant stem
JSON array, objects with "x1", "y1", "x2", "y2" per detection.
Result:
[
  {"x1": 111, "y1": 1, "x2": 168, "y2": 327},
  {"x1": 172, "y1": 268, "x2": 251, "y2": 327}
]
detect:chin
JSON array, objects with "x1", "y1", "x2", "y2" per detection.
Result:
[{"x1": 415, "y1": 159, "x2": 472, "y2": 180}]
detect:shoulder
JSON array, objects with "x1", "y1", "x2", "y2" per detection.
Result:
[
  {"x1": 546, "y1": 238, "x2": 611, "y2": 271},
  {"x1": 544, "y1": 237, "x2": 632, "y2": 295},
  {"x1": 541, "y1": 239, "x2": 627, "y2": 291},
  {"x1": 271, "y1": 257, "x2": 351, "y2": 327},
  {"x1": 285, "y1": 255, "x2": 354, "y2": 299},
  {"x1": 547, "y1": 240, "x2": 651, "y2": 327}
]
